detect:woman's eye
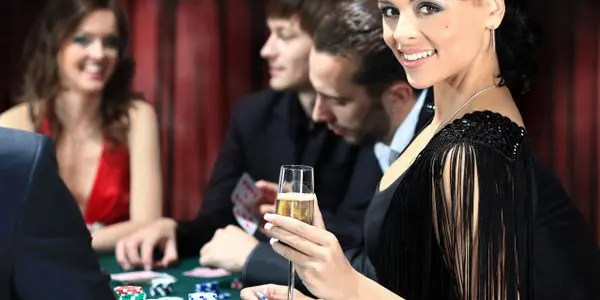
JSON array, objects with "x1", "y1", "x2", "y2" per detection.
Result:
[
  {"x1": 417, "y1": 3, "x2": 442, "y2": 16},
  {"x1": 72, "y1": 34, "x2": 91, "y2": 46},
  {"x1": 103, "y1": 36, "x2": 121, "y2": 49},
  {"x1": 380, "y1": 6, "x2": 399, "y2": 18}
]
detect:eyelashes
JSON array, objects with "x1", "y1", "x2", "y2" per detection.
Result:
[
  {"x1": 378, "y1": 1, "x2": 444, "y2": 19},
  {"x1": 72, "y1": 35, "x2": 91, "y2": 46},
  {"x1": 416, "y1": 2, "x2": 443, "y2": 15},
  {"x1": 72, "y1": 34, "x2": 121, "y2": 49}
]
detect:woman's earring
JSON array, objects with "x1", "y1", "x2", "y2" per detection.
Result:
[{"x1": 490, "y1": 27, "x2": 496, "y2": 52}]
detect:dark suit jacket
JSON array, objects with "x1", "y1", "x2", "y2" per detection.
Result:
[
  {"x1": 175, "y1": 90, "x2": 381, "y2": 283},
  {"x1": 0, "y1": 127, "x2": 114, "y2": 300}
]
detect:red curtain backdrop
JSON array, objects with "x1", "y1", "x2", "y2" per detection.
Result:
[
  {"x1": 522, "y1": 0, "x2": 600, "y2": 242},
  {"x1": 0, "y1": 0, "x2": 599, "y2": 239},
  {"x1": 121, "y1": 0, "x2": 268, "y2": 219}
]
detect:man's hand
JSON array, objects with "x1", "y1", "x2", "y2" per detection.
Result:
[
  {"x1": 253, "y1": 180, "x2": 278, "y2": 233},
  {"x1": 240, "y1": 284, "x2": 317, "y2": 300},
  {"x1": 199, "y1": 225, "x2": 259, "y2": 272},
  {"x1": 115, "y1": 218, "x2": 179, "y2": 270}
]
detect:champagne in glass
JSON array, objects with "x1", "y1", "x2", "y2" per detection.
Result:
[
  {"x1": 276, "y1": 165, "x2": 315, "y2": 300},
  {"x1": 275, "y1": 192, "x2": 315, "y2": 224}
]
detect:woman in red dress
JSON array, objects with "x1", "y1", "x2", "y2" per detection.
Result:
[{"x1": 0, "y1": 0, "x2": 162, "y2": 252}]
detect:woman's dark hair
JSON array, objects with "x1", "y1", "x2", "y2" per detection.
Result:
[
  {"x1": 19, "y1": 0, "x2": 141, "y2": 146},
  {"x1": 495, "y1": 0, "x2": 538, "y2": 95}
]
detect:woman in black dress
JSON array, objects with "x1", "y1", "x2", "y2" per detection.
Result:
[{"x1": 243, "y1": 0, "x2": 600, "y2": 299}]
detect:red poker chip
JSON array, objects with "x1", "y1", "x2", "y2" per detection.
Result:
[
  {"x1": 230, "y1": 279, "x2": 243, "y2": 289},
  {"x1": 114, "y1": 286, "x2": 144, "y2": 295}
]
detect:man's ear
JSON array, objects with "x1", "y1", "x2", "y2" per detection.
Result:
[{"x1": 382, "y1": 81, "x2": 414, "y2": 112}]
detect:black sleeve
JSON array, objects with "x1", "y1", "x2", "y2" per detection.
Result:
[
  {"x1": 241, "y1": 243, "x2": 289, "y2": 287},
  {"x1": 319, "y1": 149, "x2": 380, "y2": 249},
  {"x1": 243, "y1": 242, "x2": 377, "y2": 296},
  {"x1": 13, "y1": 137, "x2": 114, "y2": 299}
]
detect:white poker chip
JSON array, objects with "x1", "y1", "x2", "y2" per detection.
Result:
[{"x1": 188, "y1": 292, "x2": 218, "y2": 300}]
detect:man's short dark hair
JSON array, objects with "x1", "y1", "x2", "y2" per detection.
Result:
[
  {"x1": 265, "y1": 0, "x2": 335, "y2": 36},
  {"x1": 313, "y1": 0, "x2": 417, "y2": 98}
]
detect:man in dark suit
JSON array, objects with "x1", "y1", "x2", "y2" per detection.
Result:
[
  {"x1": 244, "y1": 0, "x2": 435, "y2": 291},
  {"x1": 114, "y1": 0, "x2": 381, "y2": 284},
  {"x1": 0, "y1": 127, "x2": 114, "y2": 299}
]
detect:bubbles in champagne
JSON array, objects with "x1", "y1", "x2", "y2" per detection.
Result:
[{"x1": 275, "y1": 193, "x2": 315, "y2": 224}]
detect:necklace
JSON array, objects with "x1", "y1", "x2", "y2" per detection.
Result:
[
  {"x1": 66, "y1": 127, "x2": 98, "y2": 151},
  {"x1": 435, "y1": 83, "x2": 498, "y2": 134}
]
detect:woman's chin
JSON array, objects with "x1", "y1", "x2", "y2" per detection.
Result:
[
  {"x1": 407, "y1": 78, "x2": 435, "y2": 90},
  {"x1": 404, "y1": 72, "x2": 436, "y2": 90}
]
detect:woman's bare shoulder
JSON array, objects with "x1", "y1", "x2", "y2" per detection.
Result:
[{"x1": 0, "y1": 102, "x2": 36, "y2": 131}]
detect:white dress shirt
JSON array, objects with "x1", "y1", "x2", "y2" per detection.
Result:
[{"x1": 373, "y1": 89, "x2": 428, "y2": 172}]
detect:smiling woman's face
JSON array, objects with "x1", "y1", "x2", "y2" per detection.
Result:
[{"x1": 377, "y1": 0, "x2": 498, "y2": 88}]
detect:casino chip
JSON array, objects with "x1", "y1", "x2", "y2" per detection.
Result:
[
  {"x1": 188, "y1": 292, "x2": 218, "y2": 300},
  {"x1": 119, "y1": 294, "x2": 147, "y2": 300},
  {"x1": 192, "y1": 280, "x2": 230, "y2": 299},
  {"x1": 229, "y1": 278, "x2": 243, "y2": 290},
  {"x1": 114, "y1": 286, "x2": 144, "y2": 294},
  {"x1": 150, "y1": 278, "x2": 176, "y2": 297},
  {"x1": 195, "y1": 281, "x2": 218, "y2": 292},
  {"x1": 114, "y1": 286, "x2": 146, "y2": 300}
]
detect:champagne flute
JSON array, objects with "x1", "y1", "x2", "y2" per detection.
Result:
[{"x1": 276, "y1": 165, "x2": 315, "y2": 300}]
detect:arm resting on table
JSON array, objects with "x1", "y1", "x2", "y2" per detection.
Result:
[{"x1": 93, "y1": 220, "x2": 155, "y2": 253}]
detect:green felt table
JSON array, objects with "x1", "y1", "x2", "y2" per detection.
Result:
[{"x1": 98, "y1": 254, "x2": 242, "y2": 299}]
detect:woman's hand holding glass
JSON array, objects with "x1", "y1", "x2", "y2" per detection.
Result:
[{"x1": 263, "y1": 197, "x2": 361, "y2": 300}]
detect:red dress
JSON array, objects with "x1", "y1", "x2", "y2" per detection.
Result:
[{"x1": 39, "y1": 118, "x2": 131, "y2": 225}]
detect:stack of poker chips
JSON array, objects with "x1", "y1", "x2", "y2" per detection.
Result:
[
  {"x1": 188, "y1": 292, "x2": 219, "y2": 300},
  {"x1": 193, "y1": 281, "x2": 231, "y2": 299},
  {"x1": 114, "y1": 286, "x2": 147, "y2": 300},
  {"x1": 149, "y1": 278, "x2": 176, "y2": 297}
]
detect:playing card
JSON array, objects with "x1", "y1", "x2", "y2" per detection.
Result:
[
  {"x1": 231, "y1": 173, "x2": 260, "y2": 209},
  {"x1": 231, "y1": 173, "x2": 261, "y2": 234},
  {"x1": 110, "y1": 270, "x2": 176, "y2": 284},
  {"x1": 182, "y1": 267, "x2": 231, "y2": 278},
  {"x1": 233, "y1": 205, "x2": 259, "y2": 235}
]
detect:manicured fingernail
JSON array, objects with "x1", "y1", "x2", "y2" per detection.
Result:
[
  {"x1": 269, "y1": 238, "x2": 279, "y2": 245},
  {"x1": 264, "y1": 222, "x2": 273, "y2": 231},
  {"x1": 264, "y1": 213, "x2": 275, "y2": 221}
]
